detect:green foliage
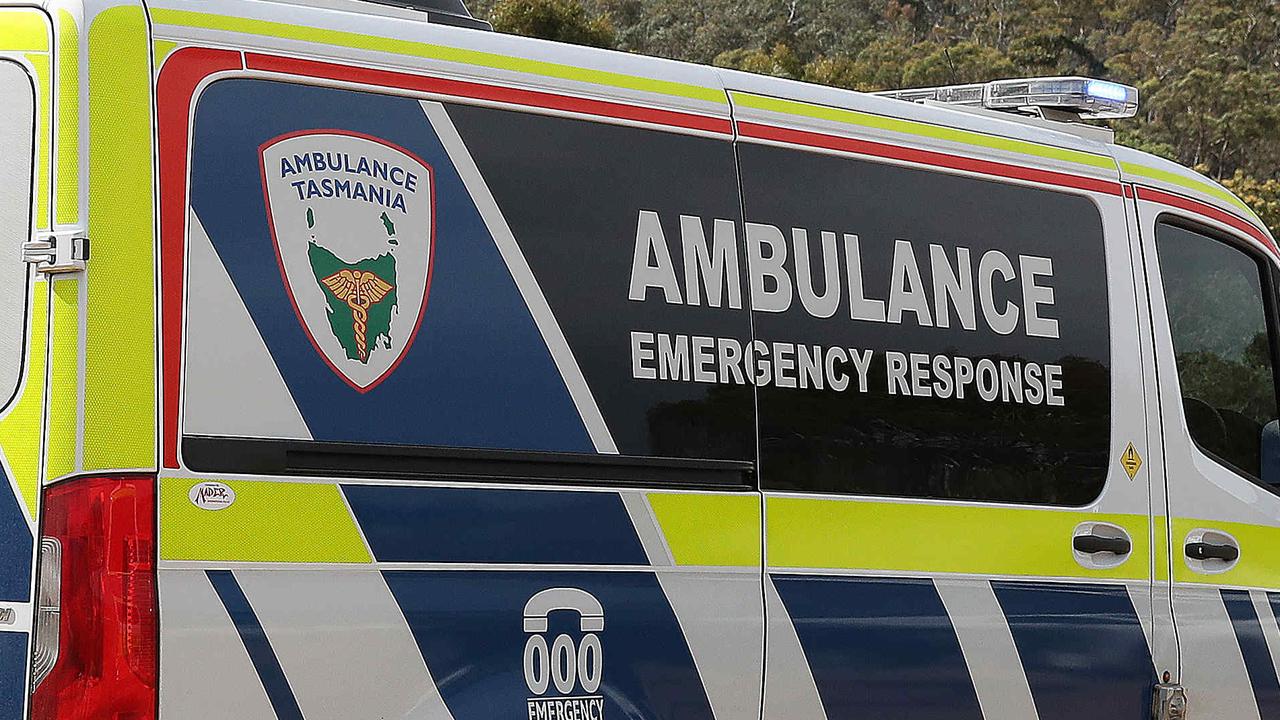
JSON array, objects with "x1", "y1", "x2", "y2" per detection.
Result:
[
  {"x1": 714, "y1": 44, "x2": 803, "y2": 79},
  {"x1": 487, "y1": 0, "x2": 616, "y2": 48},
  {"x1": 1223, "y1": 171, "x2": 1280, "y2": 232},
  {"x1": 901, "y1": 42, "x2": 1018, "y2": 87},
  {"x1": 472, "y1": 0, "x2": 1280, "y2": 235}
]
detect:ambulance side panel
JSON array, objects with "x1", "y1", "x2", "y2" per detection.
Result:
[
  {"x1": 723, "y1": 76, "x2": 1160, "y2": 720},
  {"x1": 151, "y1": 10, "x2": 762, "y2": 720}
]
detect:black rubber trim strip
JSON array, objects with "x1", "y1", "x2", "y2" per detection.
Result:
[{"x1": 182, "y1": 435, "x2": 756, "y2": 489}]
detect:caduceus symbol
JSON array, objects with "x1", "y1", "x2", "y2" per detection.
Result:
[{"x1": 320, "y1": 269, "x2": 395, "y2": 362}]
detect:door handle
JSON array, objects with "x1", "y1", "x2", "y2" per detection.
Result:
[
  {"x1": 1071, "y1": 522, "x2": 1133, "y2": 570},
  {"x1": 1073, "y1": 533, "x2": 1132, "y2": 556},
  {"x1": 1183, "y1": 529, "x2": 1241, "y2": 574},
  {"x1": 1186, "y1": 541, "x2": 1239, "y2": 562}
]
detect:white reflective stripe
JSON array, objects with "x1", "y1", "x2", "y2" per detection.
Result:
[
  {"x1": 934, "y1": 578, "x2": 1040, "y2": 720},
  {"x1": 422, "y1": 99, "x2": 618, "y2": 454},
  {"x1": 658, "y1": 571, "x2": 762, "y2": 720},
  {"x1": 0, "y1": 601, "x2": 32, "y2": 632},
  {"x1": 0, "y1": 59, "x2": 33, "y2": 411},
  {"x1": 1175, "y1": 585, "x2": 1261, "y2": 720},
  {"x1": 158, "y1": 571, "x2": 277, "y2": 719},
  {"x1": 620, "y1": 492, "x2": 673, "y2": 566},
  {"x1": 1127, "y1": 583, "x2": 1156, "y2": 660},
  {"x1": 762, "y1": 577, "x2": 827, "y2": 720},
  {"x1": 1250, "y1": 590, "x2": 1280, "y2": 687},
  {"x1": 234, "y1": 569, "x2": 454, "y2": 720},
  {"x1": 183, "y1": 212, "x2": 311, "y2": 440}
]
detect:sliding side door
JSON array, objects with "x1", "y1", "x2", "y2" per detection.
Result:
[{"x1": 729, "y1": 85, "x2": 1157, "y2": 720}]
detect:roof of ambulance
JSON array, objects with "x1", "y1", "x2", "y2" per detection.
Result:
[
  {"x1": 715, "y1": 66, "x2": 1268, "y2": 235},
  {"x1": 501, "y1": 19, "x2": 1268, "y2": 237},
  {"x1": 143, "y1": 0, "x2": 1268, "y2": 240}
]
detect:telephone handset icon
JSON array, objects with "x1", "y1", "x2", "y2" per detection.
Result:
[
  {"x1": 522, "y1": 588, "x2": 604, "y2": 696},
  {"x1": 523, "y1": 587, "x2": 605, "y2": 633}
]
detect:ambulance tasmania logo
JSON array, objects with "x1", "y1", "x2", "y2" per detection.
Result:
[{"x1": 261, "y1": 130, "x2": 435, "y2": 392}]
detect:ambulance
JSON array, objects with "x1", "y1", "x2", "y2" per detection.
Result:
[{"x1": 0, "y1": 0, "x2": 1278, "y2": 717}]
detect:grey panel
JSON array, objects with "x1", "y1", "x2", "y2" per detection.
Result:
[
  {"x1": 0, "y1": 60, "x2": 34, "y2": 407},
  {"x1": 183, "y1": 211, "x2": 311, "y2": 440},
  {"x1": 234, "y1": 569, "x2": 455, "y2": 720},
  {"x1": 158, "y1": 571, "x2": 278, "y2": 719},
  {"x1": 658, "y1": 570, "x2": 762, "y2": 720},
  {"x1": 1175, "y1": 584, "x2": 1260, "y2": 720},
  {"x1": 934, "y1": 577, "x2": 1040, "y2": 720},
  {"x1": 762, "y1": 577, "x2": 827, "y2": 720}
]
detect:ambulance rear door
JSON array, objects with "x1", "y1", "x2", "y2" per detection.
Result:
[{"x1": 0, "y1": 7, "x2": 53, "y2": 718}]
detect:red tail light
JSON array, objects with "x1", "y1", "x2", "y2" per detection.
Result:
[{"x1": 31, "y1": 475, "x2": 158, "y2": 720}]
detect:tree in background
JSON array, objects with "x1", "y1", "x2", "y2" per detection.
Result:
[
  {"x1": 476, "y1": 0, "x2": 1280, "y2": 230},
  {"x1": 485, "y1": 0, "x2": 616, "y2": 47}
]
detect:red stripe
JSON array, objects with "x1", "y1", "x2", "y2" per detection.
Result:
[
  {"x1": 244, "y1": 53, "x2": 733, "y2": 136},
  {"x1": 1136, "y1": 186, "x2": 1277, "y2": 255},
  {"x1": 737, "y1": 121, "x2": 1124, "y2": 197},
  {"x1": 157, "y1": 47, "x2": 244, "y2": 469}
]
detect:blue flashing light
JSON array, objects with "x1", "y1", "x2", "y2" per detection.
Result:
[{"x1": 1086, "y1": 80, "x2": 1130, "y2": 103}]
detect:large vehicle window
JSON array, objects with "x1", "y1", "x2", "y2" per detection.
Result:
[
  {"x1": 739, "y1": 144, "x2": 1111, "y2": 505},
  {"x1": 1156, "y1": 221, "x2": 1280, "y2": 483},
  {"x1": 0, "y1": 61, "x2": 35, "y2": 408},
  {"x1": 181, "y1": 78, "x2": 753, "y2": 473}
]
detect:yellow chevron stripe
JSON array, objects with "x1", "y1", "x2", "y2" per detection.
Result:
[
  {"x1": 0, "y1": 9, "x2": 49, "y2": 52},
  {"x1": 46, "y1": 278, "x2": 78, "y2": 480},
  {"x1": 160, "y1": 478, "x2": 372, "y2": 563},
  {"x1": 648, "y1": 492, "x2": 760, "y2": 567},
  {"x1": 768, "y1": 496, "x2": 1149, "y2": 581},
  {"x1": 84, "y1": 5, "x2": 156, "y2": 470},
  {"x1": 55, "y1": 9, "x2": 79, "y2": 226},
  {"x1": 1171, "y1": 517, "x2": 1280, "y2": 590}
]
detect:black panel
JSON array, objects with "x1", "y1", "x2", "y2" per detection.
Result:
[
  {"x1": 446, "y1": 104, "x2": 754, "y2": 461},
  {"x1": 738, "y1": 143, "x2": 1111, "y2": 505}
]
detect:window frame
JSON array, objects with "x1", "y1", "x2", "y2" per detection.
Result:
[
  {"x1": 1155, "y1": 214, "x2": 1280, "y2": 492},
  {"x1": 740, "y1": 139, "x2": 1116, "y2": 508},
  {"x1": 0, "y1": 58, "x2": 37, "y2": 414}
]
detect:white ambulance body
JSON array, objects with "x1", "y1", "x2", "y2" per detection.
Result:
[{"x1": 0, "y1": 0, "x2": 1277, "y2": 718}]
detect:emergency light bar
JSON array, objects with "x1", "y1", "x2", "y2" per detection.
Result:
[{"x1": 876, "y1": 76, "x2": 1139, "y2": 120}]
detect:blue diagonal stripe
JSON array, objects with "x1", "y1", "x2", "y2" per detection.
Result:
[
  {"x1": 1223, "y1": 589, "x2": 1280, "y2": 718},
  {"x1": 771, "y1": 575, "x2": 983, "y2": 720},
  {"x1": 207, "y1": 570, "x2": 304, "y2": 720},
  {"x1": 992, "y1": 581, "x2": 1153, "y2": 720}
]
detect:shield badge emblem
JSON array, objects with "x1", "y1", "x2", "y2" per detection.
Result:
[{"x1": 260, "y1": 130, "x2": 435, "y2": 392}]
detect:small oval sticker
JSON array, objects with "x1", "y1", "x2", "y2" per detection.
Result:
[{"x1": 189, "y1": 481, "x2": 235, "y2": 511}]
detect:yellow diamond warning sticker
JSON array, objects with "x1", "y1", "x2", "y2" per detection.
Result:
[{"x1": 1121, "y1": 442, "x2": 1143, "y2": 479}]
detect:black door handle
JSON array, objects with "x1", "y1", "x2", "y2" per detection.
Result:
[
  {"x1": 1073, "y1": 534, "x2": 1132, "y2": 555},
  {"x1": 1186, "y1": 542, "x2": 1239, "y2": 562}
]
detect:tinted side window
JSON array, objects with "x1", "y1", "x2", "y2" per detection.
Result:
[
  {"x1": 1157, "y1": 221, "x2": 1279, "y2": 482},
  {"x1": 183, "y1": 79, "x2": 753, "y2": 468},
  {"x1": 0, "y1": 61, "x2": 35, "y2": 408},
  {"x1": 739, "y1": 143, "x2": 1111, "y2": 505}
]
